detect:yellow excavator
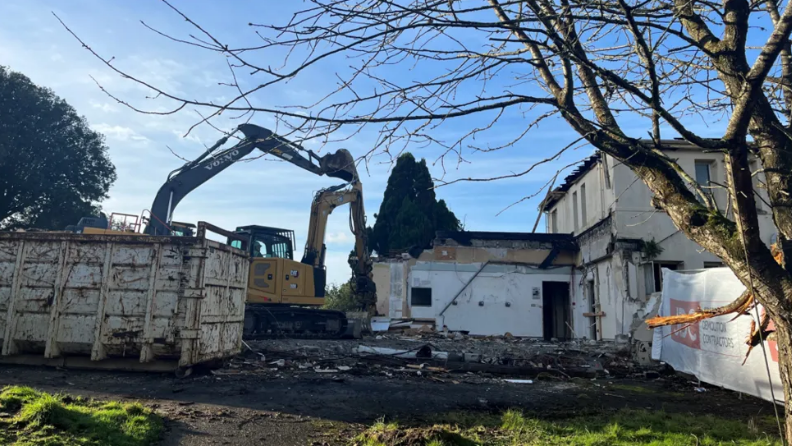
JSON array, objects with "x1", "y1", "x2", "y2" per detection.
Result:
[{"x1": 68, "y1": 124, "x2": 375, "y2": 338}]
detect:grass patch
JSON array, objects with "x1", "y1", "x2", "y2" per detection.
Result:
[
  {"x1": 0, "y1": 385, "x2": 163, "y2": 446},
  {"x1": 352, "y1": 409, "x2": 780, "y2": 445},
  {"x1": 610, "y1": 383, "x2": 658, "y2": 394}
]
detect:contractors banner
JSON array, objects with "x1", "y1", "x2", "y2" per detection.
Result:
[{"x1": 651, "y1": 268, "x2": 783, "y2": 404}]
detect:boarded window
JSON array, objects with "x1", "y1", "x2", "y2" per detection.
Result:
[{"x1": 411, "y1": 287, "x2": 432, "y2": 307}]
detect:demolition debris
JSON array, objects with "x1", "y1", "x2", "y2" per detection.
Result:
[{"x1": 213, "y1": 331, "x2": 650, "y2": 384}]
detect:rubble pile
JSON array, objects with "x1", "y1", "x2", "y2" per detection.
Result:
[{"x1": 212, "y1": 330, "x2": 652, "y2": 384}]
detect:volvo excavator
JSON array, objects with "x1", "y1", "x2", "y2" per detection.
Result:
[{"x1": 68, "y1": 124, "x2": 375, "y2": 338}]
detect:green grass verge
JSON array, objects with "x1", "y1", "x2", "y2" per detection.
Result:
[
  {"x1": 0, "y1": 385, "x2": 163, "y2": 446},
  {"x1": 353, "y1": 409, "x2": 781, "y2": 445}
]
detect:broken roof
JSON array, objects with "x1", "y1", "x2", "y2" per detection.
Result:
[
  {"x1": 541, "y1": 152, "x2": 601, "y2": 212},
  {"x1": 435, "y1": 230, "x2": 576, "y2": 248}
]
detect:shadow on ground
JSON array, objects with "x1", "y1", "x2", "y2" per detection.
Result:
[{"x1": 0, "y1": 365, "x2": 779, "y2": 445}]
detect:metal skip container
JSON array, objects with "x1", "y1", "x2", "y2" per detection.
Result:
[{"x1": 0, "y1": 222, "x2": 248, "y2": 374}]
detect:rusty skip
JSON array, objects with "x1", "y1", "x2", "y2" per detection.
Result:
[{"x1": 0, "y1": 221, "x2": 249, "y2": 372}]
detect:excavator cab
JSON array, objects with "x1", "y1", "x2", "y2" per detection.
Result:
[
  {"x1": 231, "y1": 225, "x2": 296, "y2": 260},
  {"x1": 169, "y1": 221, "x2": 196, "y2": 237}
]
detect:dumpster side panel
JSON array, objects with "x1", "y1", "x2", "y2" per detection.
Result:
[
  {"x1": 191, "y1": 241, "x2": 246, "y2": 365},
  {"x1": 0, "y1": 233, "x2": 248, "y2": 371}
]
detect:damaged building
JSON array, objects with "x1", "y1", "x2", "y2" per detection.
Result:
[
  {"x1": 542, "y1": 140, "x2": 774, "y2": 342},
  {"x1": 373, "y1": 231, "x2": 580, "y2": 339},
  {"x1": 373, "y1": 140, "x2": 775, "y2": 344}
]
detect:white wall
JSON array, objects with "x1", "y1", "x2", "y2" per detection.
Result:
[
  {"x1": 547, "y1": 157, "x2": 616, "y2": 235},
  {"x1": 547, "y1": 149, "x2": 775, "y2": 270},
  {"x1": 407, "y1": 262, "x2": 573, "y2": 337},
  {"x1": 611, "y1": 150, "x2": 776, "y2": 268}
]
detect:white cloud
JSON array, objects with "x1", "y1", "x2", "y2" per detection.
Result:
[
  {"x1": 326, "y1": 232, "x2": 352, "y2": 244},
  {"x1": 89, "y1": 101, "x2": 118, "y2": 114},
  {"x1": 93, "y1": 123, "x2": 150, "y2": 144},
  {"x1": 171, "y1": 130, "x2": 203, "y2": 144}
]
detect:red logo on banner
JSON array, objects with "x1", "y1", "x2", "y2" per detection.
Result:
[
  {"x1": 670, "y1": 299, "x2": 701, "y2": 349},
  {"x1": 764, "y1": 312, "x2": 780, "y2": 363}
]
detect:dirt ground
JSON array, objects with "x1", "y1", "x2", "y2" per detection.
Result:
[{"x1": 0, "y1": 362, "x2": 779, "y2": 445}]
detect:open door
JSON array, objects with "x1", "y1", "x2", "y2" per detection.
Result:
[{"x1": 542, "y1": 281, "x2": 571, "y2": 341}]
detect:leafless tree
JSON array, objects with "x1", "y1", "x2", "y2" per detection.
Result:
[{"x1": 58, "y1": 0, "x2": 792, "y2": 436}]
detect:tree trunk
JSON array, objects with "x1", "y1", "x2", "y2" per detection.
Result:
[{"x1": 773, "y1": 318, "x2": 792, "y2": 439}]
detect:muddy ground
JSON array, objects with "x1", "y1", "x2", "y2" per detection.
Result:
[
  {"x1": 0, "y1": 335, "x2": 779, "y2": 444},
  {"x1": 0, "y1": 362, "x2": 779, "y2": 445}
]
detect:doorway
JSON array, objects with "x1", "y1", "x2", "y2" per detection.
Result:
[{"x1": 542, "y1": 281, "x2": 571, "y2": 341}]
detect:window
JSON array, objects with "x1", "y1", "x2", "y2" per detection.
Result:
[
  {"x1": 644, "y1": 264, "x2": 655, "y2": 295},
  {"x1": 550, "y1": 210, "x2": 558, "y2": 233},
  {"x1": 411, "y1": 287, "x2": 432, "y2": 307},
  {"x1": 694, "y1": 161, "x2": 713, "y2": 203},
  {"x1": 704, "y1": 261, "x2": 725, "y2": 268},
  {"x1": 695, "y1": 162, "x2": 711, "y2": 185},
  {"x1": 572, "y1": 191, "x2": 579, "y2": 232},
  {"x1": 653, "y1": 262, "x2": 680, "y2": 292},
  {"x1": 580, "y1": 184, "x2": 587, "y2": 227}
]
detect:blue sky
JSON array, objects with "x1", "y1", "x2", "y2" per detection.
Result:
[{"x1": 0, "y1": 1, "x2": 737, "y2": 284}]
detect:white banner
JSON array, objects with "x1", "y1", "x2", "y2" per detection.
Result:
[{"x1": 651, "y1": 268, "x2": 783, "y2": 404}]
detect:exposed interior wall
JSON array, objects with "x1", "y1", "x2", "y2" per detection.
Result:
[
  {"x1": 408, "y1": 262, "x2": 573, "y2": 336},
  {"x1": 373, "y1": 263, "x2": 391, "y2": 316},
  {"x1": 389, "y1": 262, "x2": 407, "y2": 318},
  {"x1": 573, "y1": 215, "x2": 651, "y2": 340},
  {"x1": 372, "y1": 260, "x2": 409, "y2": 318}
]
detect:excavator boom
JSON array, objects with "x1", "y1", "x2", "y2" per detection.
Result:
[
  {"x1": 69, "y1": 122, "x2": 373, "y2": 337},
  {"x1": 144, "y1": 124, "x2": 358, "y2": 235}
]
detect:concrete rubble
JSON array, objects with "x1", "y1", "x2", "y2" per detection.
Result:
[{"x1": 212, "y1": 330, "x2": 658, "y2": 385}]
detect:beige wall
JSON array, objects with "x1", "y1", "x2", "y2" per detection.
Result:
[
  {"x1": 373, "y1": 263, "x2": 391, "y2": 316},
  {"x1": 421, "y1": 245, "x2": 575, "y2": 266}
]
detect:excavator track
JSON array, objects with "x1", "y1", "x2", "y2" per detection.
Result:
[{"x1": 243, "y1": 304, "x2": 349, "y2": 339}]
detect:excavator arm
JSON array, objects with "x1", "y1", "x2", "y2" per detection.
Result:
[
  {"x1": 139, "y1": 122, "x2": 374, "y2": 308},
  {"x1": 144, "y1": 124, "x2": 356, "y2": 235},
  {"x1": 302, "y1": 180, "x2": 376, "y2": 310}
]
